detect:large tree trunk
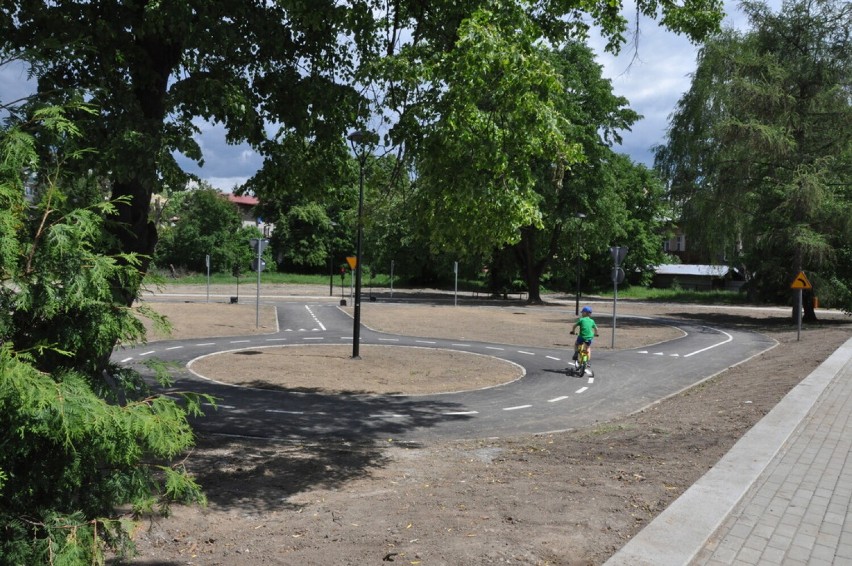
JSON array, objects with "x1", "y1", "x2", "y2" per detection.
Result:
[{"x1": 108, "y1": 36, "x2": 181, "y2": 306}]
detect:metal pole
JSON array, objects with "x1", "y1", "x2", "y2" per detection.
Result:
[
  {"x1": 256, "y1": 241, "x2": 262, "y2": 328},
  {"x1": 797, "y1": 289, "x2": 802, "y2": 341},
  {"x1": 206, "y1": 254, "x2": 210, "y2": 303},
  {"x1": 390, "y1": 260, "x2": 394, "y2": 298},
  {"x1": 454, "y1": 261, "x2": 458, "y2": 307},
  {"x1": 574, "y1": 213, "x2": 586, "y2": 315},
  {"x1": 353, "y1": 157, "x2": 364, "y2": 358},
  {"x1": 612, "y1": 280, "x2": 618, "y2": 349}
]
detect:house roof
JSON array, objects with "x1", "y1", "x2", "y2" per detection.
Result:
[
  {"x1": 654, "y1": 264, "x2": 729, "y2": 277},
  {"x1": 226, "y1": 194, "x2": 258, "y2": 206}
]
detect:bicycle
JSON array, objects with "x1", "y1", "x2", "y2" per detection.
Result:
[{"x1": 568, "y1": 341, "x2": 594, "y2": 378}]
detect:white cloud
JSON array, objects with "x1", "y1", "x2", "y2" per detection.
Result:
[{"x1": 594, "y1": 0, "x2": 784, "y2": 166}]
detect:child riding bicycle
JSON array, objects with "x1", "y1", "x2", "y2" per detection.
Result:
[{"x1": 569, "y1": 306, "x2": 599, "y2": 366}]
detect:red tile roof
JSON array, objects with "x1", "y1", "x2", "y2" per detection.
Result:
[{"x1": 226, "y1": 194, "x2": 258, "y2": 206}]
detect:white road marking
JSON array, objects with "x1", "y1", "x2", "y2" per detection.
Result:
[
  {"x1": 548, "y1": 396, "x2": 569, "y2": 402},
  {"x1": 230, "y1": 340, "x2": 250, "y2": 344},
  {"x1": 517, "y1": 350, "x2": 535, "y2": 355},
  {"x1": 486, "y1": 346, "x2": 505, "y2": 351},
  {"x1": 121, "y1": 357, "x2": 133, "y2": 363},
  {"x1": 379, "y1": 338, "x2": 400, "y2": 342},
  {"x1": 444, "y1": 410, "x2": 479, "y2": 415},
  {"x1": 305, "y1": 305, "x2": 326, "y2": 331},
  {"x1": 266, "y1": 409, "x2": 305, "y2": 415},
  {"x1": 166, "y1": 346, "x2": 183, "y2": 350},
  {"x1": 195, "y1": 342, "x2": 215, "y2": 346},
  {"x1": 139, "y1": 351, "x2": 155, "y2": 356},
  {"x1": 575, "y1": 387, "x2": 588, "y2": 394},
  {"x1": 266, "y1": 338, "x2": 288, "y2": 341},
  {"x1": 369, "y1": 414, "x2": 407, "y2": 419},
  {"x1": 545, "y1": 355, "x2": 561, "y2": 361},
  {"x1": 504, "y1": 405, "x2": 531, "y2": 411},
  {"x1": 451, "y1": 343, "x2": 471, "y2": 347},
  {"x1": 415, "y1": 340, "x2": 436, "y2": 344},
  {"x1": 684, "y1": 329, "x2": 734, "y2": 357}
]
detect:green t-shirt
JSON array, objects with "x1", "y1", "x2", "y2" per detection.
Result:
[{"x1": 574, "y1": 317, "x2": 597, "y2": 340}]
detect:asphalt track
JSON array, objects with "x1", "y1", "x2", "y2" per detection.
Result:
[{"x1": 115, "y1": 300, "x2": 777, "y2": 442}]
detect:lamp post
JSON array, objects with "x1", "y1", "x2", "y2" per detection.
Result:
[
  {"x1": 347, "y1": 130, "x2": 371, "y2": 359},
  {"x1": 574, "y1": 212, "x2": 586, "y2": 315}
]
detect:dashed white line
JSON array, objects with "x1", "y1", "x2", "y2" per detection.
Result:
[
  {"x1": 486, "y1": 346, "x2": 505, "y2": 351},
  {"x1": 230, "y1": 340, "x2": 250, "y2": 344},
  {"x1": 195, "y1": 342, "x2": 215, "y2": 346},
  {"x1": 545, "y1": 355, "x2": 561, "y2": 361},
  {"x1": 266, "y1": 409, "x2": 305, "y2": 415},
  {"x1": 121, "y1": 357, "x2": 133, "y2": 363},
  {"x1": 303, "y1": 337, "x2": 325, "y2": 341},
  {"x1": 548, "y1": 396, "x2": 569, "y2": 403},
  {"x1": 166, "y1": 346, "x2": 183, "y2": 350},
  {"x1": 379, "y1": 338, "x2": 400, "y2": 342},
  {"x1": 451, "y1": 343, "x2": 471, "y2": 347},
  {"x1": 518, "y1": 350, "x2": 535, "y2": 355},
  {"x1": 369, "y1": 414, "x2": 407, "y2": 419},
  {"x1": 265, "y1": 338, "x2": 288, "y2": 342},
  {"x1": 504, "y1": 405, "x2": 532, "y2": 411},
  {"x1": 139, "y1": 350, "x2": 155, "y2": 356},
  {"x1": 415, "y1": 340, "x2": 437, "y2": 344},
  {"x1": 305, "y1": 305, "x2": 326, "y2": 331},
  {"x1": 575, "y1": 387, "x2": 588, "y2": 394},
  {"x1": 444, "y1": 410, "x2": 479, "y2": 415}
]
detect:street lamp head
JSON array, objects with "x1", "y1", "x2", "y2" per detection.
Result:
[
  {"x1": 347, "y1": 129, "x2": 377, "y2": 145},
  {"x1": 575, "y1": 212, "x2": 587, "y2": 220}
]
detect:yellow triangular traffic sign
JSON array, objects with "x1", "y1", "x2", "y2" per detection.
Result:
[{"x1": 790, "y1": 271, "x2": 812, "y2": 290}]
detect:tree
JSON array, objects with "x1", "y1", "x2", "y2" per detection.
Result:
[
  {"x1": 154, "y1": 184, "x2": 257, "y2": 274},
  {"x1": 0, "y1": 107, "x2": 209, "y2": 563},
  {"x1": 655, "y1": 0, "x2": 852, "y2": 317},
  {"x1": 506, "y1": 42, "x2": 669, "y2": 303},
  {"x1": 1, "y1": 0, "x2": 726, "y2": 304}
]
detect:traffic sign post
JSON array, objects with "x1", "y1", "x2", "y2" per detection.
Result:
[
  {"x1": 790, "y1": 271, "x2": 812, "y2": 341},
  {"x1": 250, "y1": 238, "x2": 270, "y2": 328},
  {"x1": 610, "y1": 246, "x2": 628, "y2": 348}
]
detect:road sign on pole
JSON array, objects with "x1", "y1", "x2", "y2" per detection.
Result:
[
  {"x1": 790, "y1": 271, "x2": 812, "y2": 290},
  {"x1": 610, "y1": 247, "x2": 628, "y2": 348},
  {"x1": 610, "y1": 246, "x2": 628, "y2": 266}
]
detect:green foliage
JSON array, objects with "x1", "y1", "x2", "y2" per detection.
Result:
[
  {"x1": 154, "y1": 185, "x2": 262, "y2": 274},
  {"x1": 274, "y1": 202, "x2": 335, "y2": 270},
  {"x1": 655, "y1": 0, "x2": 852, "y2": 312},
  {"x1": 1, "y1": 108, "x2": 210, "y2": 563}
]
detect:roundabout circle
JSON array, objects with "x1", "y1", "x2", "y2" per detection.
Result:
[{"x1": 187, "y1": 344, "x2": 526, "y2": 396}]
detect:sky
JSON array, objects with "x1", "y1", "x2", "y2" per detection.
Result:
[{"x1": 0, "y1": 1, "x2": 781, "y2": 192}]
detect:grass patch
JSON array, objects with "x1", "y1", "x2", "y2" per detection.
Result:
[{"x1": 596, "y1": 286, "x2": 751, "y2": 305}]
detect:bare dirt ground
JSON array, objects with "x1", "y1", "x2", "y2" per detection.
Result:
[{"x1": 121, "y1": 286, "x2": 851, "y2": 565}]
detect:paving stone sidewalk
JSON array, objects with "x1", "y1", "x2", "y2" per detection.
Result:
[{"x1": 606, "y1": 336, "x2": 852, "y2": 566}]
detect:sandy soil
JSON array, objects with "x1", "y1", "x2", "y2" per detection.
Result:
[{"x1": 118, "y1": 286, "x2": 851, "y2": 565}]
